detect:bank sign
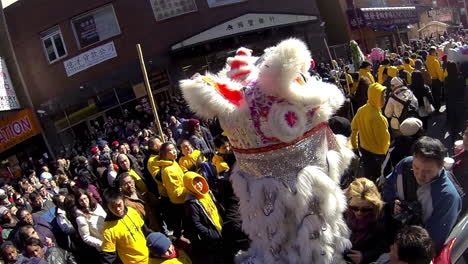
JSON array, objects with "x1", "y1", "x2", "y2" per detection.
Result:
[{"x1": 0, "y1": 109, "x2": 41, "y2": 152}]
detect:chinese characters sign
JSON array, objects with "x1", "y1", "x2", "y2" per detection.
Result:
[
  {"x1": 150, "y1": 0, "x2": 197, "y2": 21},
  {"x1": 63, "y1": 41, "x2": 117, "y2": 77},
  {"x1": 0, "y1": 57, "x2": 20, "y2": 111},
  {"x1": 347, "y1": 7, "x2": 418, "y2": 30},
  {"x1": 206, "y1": 0, "x2": 247, "y2": 8},
  {"x1": 171, "y1": 13, "x2": 318, "y2": 50},
  {"x1": 0, "y1": 109, "x2": 41, "y2": 153},
  {"x1": 72, "y1": 15, "x2": 99, "y2": 48}
]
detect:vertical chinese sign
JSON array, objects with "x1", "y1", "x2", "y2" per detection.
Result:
[{"x1": 0, "y1": 57, "x2": 21, "y2": 111}]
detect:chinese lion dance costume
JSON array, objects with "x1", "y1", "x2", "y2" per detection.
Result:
[{"x1": 180, "y1": 39, "x2": 354, "y2": 264}]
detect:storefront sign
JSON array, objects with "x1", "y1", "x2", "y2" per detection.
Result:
[
  {"x1": 171, "y1": 13, "x2": 318, "y2": 50},
  {"x1": 150, "y1": 0, "x2": 197, "y2": 21},
  {"x1": 347, "y1": 7, "x2": 418, "y2": 30},
  {"x1": 63, "y1": 41, "x2": 117, "y2": 77},
  {"x1": 207, "y1": 0, "x2": 247, "y2": 8},
  {"x1": 428, "y1": 8, "x2": 453, "y2": 23},
  {"x1": 0, "y1": 109, "x2": 41, "y2": 152},
  {"x1": 0, "y1": 57, "x2": 20, "y2": 111}
]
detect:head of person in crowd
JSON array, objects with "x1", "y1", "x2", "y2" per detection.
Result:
[
  {"x1": 180, "y1": 140, "x2": 194, "y2": 157},
  {"x1": 1, "y1": 242, "x2": 19, "y2": 264},
  {"x1": 329, "y1": 116, "x2": 352, "y2": 138},
  {"x1": 27, "y1": 170, "x2": 39, "y2": 185},
  {"x1": 147, "y1": 232, "x2": 178, "y2": 259},
  {"x1": 214, "y1": 136, "x2": 231, "y2": 155},
  {"x1": 103, "y1": 189, "x2": 126, "y2": 218},
  {"x1": 187, "y1": 118, "x2": 201, "y2": 134},
  {"x1": 404, "y1": 58, "x2": 411, "y2": 65},
  {"x1": 117, "y1": 154, "x2": 132, "y2": 172},
  {"x1": 391, "y1": 77, "x2": 405, "y2": 91},
  {"x1": 90, "y1": 146, "x2": 100, "y2": 156},
  {"x1": 381, "y1": 59, "x2": 390, "y2": 66},
  {"x1": 118, "y1": 173, "x2": 136, "y2": 197},
  {"x1": 74, "y1": 189, "x2": 97, "y2": 214},
  {"x1": 164, "y1": 127, "x2": 173, "y2": 140},
  {"x1": 23, "y1": 237, "x2": 45, "y2": 259},
  {"x1": 29, "y1": 191, "x2": 44, "y2": 211},
  {"x1": 56, "y1": 174, "x2": 69, "y2": 188},
  {"x1": 13, "y1": 192, "x2": 27, "y2": 208},
  {"x1": 345, "y1": 178, "x2": 383, "y2": 226},
  {"x1": 131, "y1": 143, "x2": 141, "y2": 155},
  {"x1": 118, "y1": 144, "x2": 128, "y2": 155},
  {"x1": 37, "y1": 185, "x2": 49, "y2": 200},
  {"x1": 359, "y1": 61, "x2": 372, "y2": 72},
  {"x1": 390, "y1": 225, "x2": 434, "y2": 264},
  {"x1": 159, "y1": 142, "x2": 178, "y2": 162},
  {"x1": 16, "y1": 208, "x2": 34, "y2": 226},
  {"x1": 19, "y1": 225, "x2": 40, "y2": 244},
  {"x1": 411, "y1": 136, "x2": 446, "y2": 185},
  {"x1": 400, "y1": 118, "x2": 424, "y2": 138},
  {"x1": 148, "y1": 137, "x2": 163, "y2": 153},
  {"x1": 0, "y1": 192, "x2": 10, "y2": 207},
  {"x1": 112, "y1": 141, "x2": 120, "y2": 151},
  {"x1": 414, "y1": 59, "x2": 424, "y2": 70},
  {"x1": 0, "y1": 206, "x2": 17, "y2": 225},
  {"x1": 428, "y1": 46, "x2": 437, "y2": 56},
  {"x1": 169, "y1": 116, "x2": 179, "y2": 126},
  {"x1": 52, "y1": 194, "x2": 66, "y2": 211}
]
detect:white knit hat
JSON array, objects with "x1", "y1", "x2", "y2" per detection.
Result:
[
  {"x1": 400, "y1": 117, "x2": 423, "y2": 136},
  {"x1": 391, "y1": 77, "x2": 404, "y2": 89}
]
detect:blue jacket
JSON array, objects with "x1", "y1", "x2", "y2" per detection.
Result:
[{"x1": 384, "y1": 156, "x2": 461, "y2": 252}]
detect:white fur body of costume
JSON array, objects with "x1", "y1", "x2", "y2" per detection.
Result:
[{"x1": 180, "y1": 39, "x2": 354, "y2": 264}]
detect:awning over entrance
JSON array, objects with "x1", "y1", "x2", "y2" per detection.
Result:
[
  {"x1": 171, "y1": 13, "x2": 318, "y2": 51},
  {"x1": 347, "y1": 6, "x2": 418, "y2": 31},
  {"x1": 418, "y1": 21, "x2": 449, "y2": 32}
]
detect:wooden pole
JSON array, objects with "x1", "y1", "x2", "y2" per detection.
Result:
[{"x1": 136, "y1": 44, "x2": 164, "y2": 139}]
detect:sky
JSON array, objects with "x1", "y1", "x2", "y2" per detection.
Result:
[{"x1": 1, "y1": 0, "x2": 18, "y2": 8}]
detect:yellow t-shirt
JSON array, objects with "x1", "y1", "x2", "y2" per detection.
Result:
[
  {"x1": 149, "y1": 249, "x2": 192, "y2": 264},
  {"x1": 101, "y1": 207, "x2": 149, "y2": 264},
  {"x1": 212, "y1": 153, "x2": 229, "y2": 174}
]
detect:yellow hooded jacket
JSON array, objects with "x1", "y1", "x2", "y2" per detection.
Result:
[
  {"x1": 403, "y1": 63, "x2": 414, "y2": 74},
  {"x1": 377, "y1": 65, "x2": 387, "y2": 84},
  {"x1": 179, "y1": 150, "x2": 205, "y2": 172},
  {"x1": 426, "y1": 55, "x2": 444, "y2": 81},
  {"x1": 147, "y1": 154, "x2": 168, "y2": 198},
  {"x1": 160, "y1": 160, "x2": 187, "y2": 204},
  {"x1": 212, "y1": 153, "x2": 229, "y2": 174},
  {"x1": 183, "y1": 172, "x2": 223, "y2": 232},
  {"x1": 351, "y1": 83, "x2": 390, "y2": 155},
  {"x1": 149, "y1": 249, "x2": 192, "y2": 264}
]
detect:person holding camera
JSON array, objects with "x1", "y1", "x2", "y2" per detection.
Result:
[{"x1": 383, "y1": 136, "x2": 461, "y2": 253}]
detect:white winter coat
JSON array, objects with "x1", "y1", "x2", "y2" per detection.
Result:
[
  {"x1": 75, "y1": 203, "x2": 107, "y2": 249},
  {"x1": 384, "y1": 87, "x2": 419, "y2": 130}
]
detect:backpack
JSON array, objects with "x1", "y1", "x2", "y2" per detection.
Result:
[{"x1": 390, "y1": 92, "x2": 418, "y2": 124}]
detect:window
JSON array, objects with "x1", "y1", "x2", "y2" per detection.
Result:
[
  {"x1": 40, "y1": 27, "x2": 67, "y2": 64},
  {"x1": 71, "y1": 4, "x2": 121, "y2": 49}
]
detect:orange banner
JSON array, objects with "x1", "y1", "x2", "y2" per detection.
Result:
[{"x1": 0, "y1": 109, "x2": 41, "y2": 152}]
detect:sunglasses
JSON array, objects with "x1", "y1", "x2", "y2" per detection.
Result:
[{"x1": 349, "y1": 206, "x2": 374, "y2": 213}]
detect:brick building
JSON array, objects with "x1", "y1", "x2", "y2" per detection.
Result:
[{"x1": 4, "y1": 0, "x2": 328, "y2": 155}]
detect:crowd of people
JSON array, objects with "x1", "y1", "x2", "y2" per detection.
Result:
[{"x1": 0, "y1": 33, "x2": 466, "y2": 264}]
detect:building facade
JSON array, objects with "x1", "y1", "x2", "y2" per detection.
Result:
[{"x1": 4, "y1": 0, "x2": 328, "y2": 155}]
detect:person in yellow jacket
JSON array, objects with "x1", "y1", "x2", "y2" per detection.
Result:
[
  {"x1": 147, "y1": 232, "x2": 192, "y2": 264},
  {"x1": 351, "y1": 83, "x2": 390, "y2": 181},
  {"x1": 358, "y1": 61, "x2": 375, "y2": 83},
  {"x1": 101, "y1": 189, "x2": 150, "y2": 264},
  {"x1": 146, "y1": 137, "x2": 168, "y2": 199},
  {"x1": 159, "y1": 142, "x2": 187, "y2": 238},
  {"x1": 403, "y1": 58, "x2": 414, "y2": 74},
  {"x1": 377, "y1": 59, "x2": 390, "y2": 84},
  {"x1": 179, "y1": 140, "x2": 205, "y2": 172},
  {"x1": 117, "y1": 154, "x2": 148, "y2": 195},
  {"x1": 183, "y1": 172, "x2": 223, "y2": 263},
  {"x1": 426, "y1": 47, "x2": 445, "y2": 112},
  {"x1": 353, "y1": 61, "x2": 375, "y2": 95},
  {"x1": 212, "y1": 136, "x2": 235, "y2": 175}
]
